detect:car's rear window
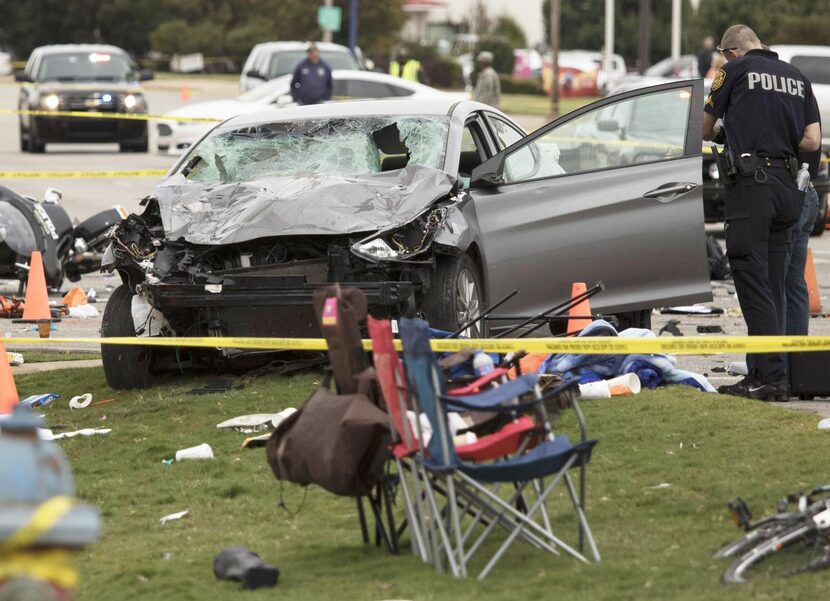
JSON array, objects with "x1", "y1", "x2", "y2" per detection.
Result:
[
  {"x1": 36, "y1": 51, "x2": 133, "y2": 82},
  {"x1": 182, "y1": 116, "x2": 449, "y2": 184},
  {"x1": 269, "y1": 51, "x2": 358, "y2": 79},
  {"x1": 790, "y1": 55, "x2": 830, "y2": 86}
]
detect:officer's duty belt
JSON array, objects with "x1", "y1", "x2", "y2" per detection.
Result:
[{"x1": 757, "y1": 156, "x2": 792, "y2": 170}]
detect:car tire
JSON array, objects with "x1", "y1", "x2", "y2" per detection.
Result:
[
  {"x1": 423, "y1": 254, "x2": 487, "y2": 338},
  {"x1": 101, "y1": 284, "x2": 155, "y2": 390},
  {"x1": 19, "y1": 125, "x2": 29, "y2": 152},
  {"x1": 613, "y1": 309, "x2": 652, "y2": 332},
  {"x1": 29, "y1": 127, "x2": 45, "y2": 153},
  {"x1": 810, "y1": 192, "x2": 827, "y2": 237}
]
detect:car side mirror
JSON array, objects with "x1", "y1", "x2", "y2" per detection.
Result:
[
  {"x1": 14, "y1": 72, "x2": 31, "y2": 83},
  {"x1": 246, "y1": 70, "x2": 263, "y2": 80},
  {"x1": 469, "y1": 163, "x2": 504, "y2": 189},
  {"x1": 596, "y1": 119, "x2": 620, "y2": 132},
  {"x1": 139, "y1": 69, "x2": 155, "y2": 81}
]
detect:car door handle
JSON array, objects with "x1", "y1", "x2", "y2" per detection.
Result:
[{"x1": 643, "y1": 182, "x2": 697, "y2": 202}]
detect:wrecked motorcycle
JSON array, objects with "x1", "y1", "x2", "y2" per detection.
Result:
[{"x1": 0, "y1": 186, "x2": 128, "y2": 291}]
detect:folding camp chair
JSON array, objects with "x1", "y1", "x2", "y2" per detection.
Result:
[
  {"x1": 367, "y1": 317, "x2": 544, "y2": 566},
  {"x1": 312, "y1": 286, "x2": 399, "y2": 554},
  {"x1": 399, "y1": 317, "x2": 600, "y2": 579}
]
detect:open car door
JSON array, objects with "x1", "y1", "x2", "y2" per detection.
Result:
[{"x1": 468, "y1": 79, "x2": 712, "y2": 320}]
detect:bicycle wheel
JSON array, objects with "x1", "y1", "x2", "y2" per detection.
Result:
[
  {"x1": 723, "y1": 522, "x2": 818, "y2": 584},
  {"x1": 714, "y1": 520, "x2": 795, "y2": 559}
]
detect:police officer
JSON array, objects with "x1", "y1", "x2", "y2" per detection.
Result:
[
  {"x1": 290, "y1": 43, "x2": 333, "y2": 106},
  {"x1": 390, "y1": 49, "x2": 426, "y2": 84},
  {"x1": 703, "y1": 25, "x2": 821, "y2": 401}
]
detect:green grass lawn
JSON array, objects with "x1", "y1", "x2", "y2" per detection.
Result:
[
  {"x1": 14, "y1": 367, "x2": 830, "y2": 600},
  {"x1": 501, "y1": 94, "x2": 598, "y2": 118},
  {"x1": 14, "y1": 350, "x2": 101, "y2": 364}
]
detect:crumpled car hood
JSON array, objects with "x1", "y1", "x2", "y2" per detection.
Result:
[{"x1": 153, "y1": 165, "x2": 456, "y2": 245}]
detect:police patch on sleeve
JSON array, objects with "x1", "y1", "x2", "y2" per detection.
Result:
[{"x1": 712, "y1": 69, "x2": 726, "y2": 91}]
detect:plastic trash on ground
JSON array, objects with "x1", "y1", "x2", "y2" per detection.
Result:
[
  {"x1": 68, "y1": 304, "x2": 100, "y2": 319},
  {"x1": 175, "y1": 443, "x2": 214, "y2": 461},
  {"x1": 159, "y1": 510, "x2": 189, "y2": 525}
]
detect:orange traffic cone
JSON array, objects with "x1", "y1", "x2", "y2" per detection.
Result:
[
  {"x1": 805, "y1": 247, "x2": 822, "y2": 316},
  {"x1": 180, "y1": 84, "x2": 190, "y2": 102},
  {"x1": 0, "y1": 341, "x2": 19, "y2": 414},
  {"x1": 18, "y1": 251, "x2": 52, "y2": 323},
  {"x1": 567, "y1": 282, "x2": 593, "y2": 334}
]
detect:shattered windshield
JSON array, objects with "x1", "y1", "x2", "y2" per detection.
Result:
[{"x1": 181, "y1": 116, "x2": 450, "y2": 184}]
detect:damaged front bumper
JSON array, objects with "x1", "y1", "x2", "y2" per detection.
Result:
[{"x1": 145, "y1": 275, "x2": 417, "y2": 338}]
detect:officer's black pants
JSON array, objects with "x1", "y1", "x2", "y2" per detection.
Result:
[{"x1": 724, "y1": 170, "x2": 801, "y2": 384}]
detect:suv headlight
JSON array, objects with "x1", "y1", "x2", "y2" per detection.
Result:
[
  {"x1": 40, "y1": 94, "x2": 60, "y2": 110},
  {"x1": 353, "y1": 238, "x2": 401, "y2": 261},
  {"x1": 122, "y1": 93, "x2": 146, "y2": 111}
]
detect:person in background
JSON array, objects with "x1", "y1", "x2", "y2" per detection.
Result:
[
  {"x1": 784, "y1": 101, "x2": 822, "y2": 338},
  {"x1": 290, "y1": 43, "x2": 333, "y2": 106},
  {"x1": 697, "y1": 36, "x2": 715, "y2": 78},
  {"x1": 473, "y1": 51, "x2": 501, "y2": 109},
  {"x1": 389, "y1": 49, "x2": 426, "y2": 83},
  {"x1": 706, "y1": 52, "x2": 726, "y2": 79}
]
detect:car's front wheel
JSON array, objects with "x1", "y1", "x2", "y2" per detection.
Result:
[
  {"x1": 423, "y1": 254, "x2": 486, "y2": 338},
  {"x1": 101, "y1": 284, "x2": 155, "y2": 389}
]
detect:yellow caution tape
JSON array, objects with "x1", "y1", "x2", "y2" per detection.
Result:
[
  {"x1": 0, "y1": 169, "x2": 168, "y2": 179},
  {"x1": 0, "y1": 496, "x2": 75, "y2": 551},
  {"x1": 0, "y1": 108, "x2": 222, "y2": 123},
  {"x1": 0, "y1": 548, "x2": 79, "y2": 590},
  {"x1": 4, "y1": 335, "x2": 830, "y2": 355}
]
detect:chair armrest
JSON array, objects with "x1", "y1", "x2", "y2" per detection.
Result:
[
  {"x1": 446, "y1": 367, "x2": 509, "y2": 396},
  {"x1": 439, "y1": 374, "x2": 540, "y2": 412}
]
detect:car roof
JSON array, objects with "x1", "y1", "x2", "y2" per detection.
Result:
[
  {"x1": 771, "y1": 45, "x2": 830, "y2": 58},
  {"x1": 31, "y1": 44, "x2": 128, "y2": 56},
  {"x1": 224, "y1": 98, "x2": 467, "y2": 128},
  {"x1": 252, "y1": 41, "x2": 352, "y2": 53},
  {"x1": 261, "y1": 69, "x2": 425, "y2": 91}
]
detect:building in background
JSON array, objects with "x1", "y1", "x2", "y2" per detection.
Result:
[{"x1": 402, "y1": 0, "x2": 545, "y2": 48}]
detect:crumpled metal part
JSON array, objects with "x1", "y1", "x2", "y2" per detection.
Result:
[{"x1": 154, "y1": 165, "x2": 456, "y2": 245}]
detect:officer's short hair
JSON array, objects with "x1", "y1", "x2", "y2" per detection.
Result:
[
  {"x1": 307, "y1": 43, "x2": 318, "y2": 54},
  {"x1": 721, "y1": 25, "x2": 761, "y2": 52}
]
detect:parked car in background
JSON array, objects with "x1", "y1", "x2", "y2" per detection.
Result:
[
  {"x1": 240, "y1": 41, "x2": 359, "y2": 92},
  {"x1": 15, "y1": 44, "x2": 153, "y2": 153},
  {"x1": 103, "y1": 83, "x2": 711, "y2": 388},
  {"x1": 607, "y1": 55, "x2": 699, "y2": 96},
  {"x1": 155, "y1": 70, "x2": 467, "y2": 154},
  {"x1": 771, "y1": 46, "x2": 830, "y2": 148}
]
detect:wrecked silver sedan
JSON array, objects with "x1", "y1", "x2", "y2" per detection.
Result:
[{"x1": 102, "y1": 87, "x2": 711, "y2": 388}]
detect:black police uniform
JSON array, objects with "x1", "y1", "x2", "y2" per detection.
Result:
[{"x1": 705, "y1": 48, "x2": 820, "y2": 389}]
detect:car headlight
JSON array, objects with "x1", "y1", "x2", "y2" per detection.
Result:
[
  {"x1": 352, "y1": 207, "x2": 447, "y2": 262},
  {"x1": 122, "y1": 93, "x2": 145, "y2": 111},
  {"x1": 41, "y1": 94, "x2": 60, "y2": 110},
  {"x1": 353, "y1": 238, "x2": 401, "y2": 261},
  {"x1": 708, "y1": 161, "x2": 720, "y2": 181}
]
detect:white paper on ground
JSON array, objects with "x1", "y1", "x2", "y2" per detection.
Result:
[
  {"x1": 159, "y1": 510, "x2": 189, "y2": 525},
  {"x1": 68, "y1": 304, "x2": 100, "y2": 318},
  {"x1": 44, "y1": 428, "x2": 112, "y2": 441},
  {"x1": 69, "y1": 393, "x2": 93, "y2": 409},
  {"x1": 215, "y1": 408, "x2": 297, "y2": 431}
]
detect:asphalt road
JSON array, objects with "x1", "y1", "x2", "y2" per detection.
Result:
[
  {"x1": 1, "y1": 75, "x2": 830, "y2": 416},
  {"x1": 0, "y1": 75, "x2": 237, "y2": 219}
]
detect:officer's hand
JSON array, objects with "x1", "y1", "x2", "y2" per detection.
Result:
[{"x1": 712, "y1": 123, "x2": 726, "y2": 145}]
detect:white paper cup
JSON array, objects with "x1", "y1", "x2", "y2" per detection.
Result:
[
  {"x1": 578, "y1": 380, "x2": 611, "y2": 399},
  {"x1": 606, "y1": 373, "x2": 642, "y2": 396},
  {"x1": 175, "y1": 443, "x2": 214, "y2": 461}
]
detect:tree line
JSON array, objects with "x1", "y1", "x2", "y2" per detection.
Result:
[{"x1": 0, "y1": 0, "x2": 406, "y2": 59}]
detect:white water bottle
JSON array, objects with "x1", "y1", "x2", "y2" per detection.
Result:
[
  {"x1": 473, "y1": 351, "x2": 495, "y2": 377},
  {"x1": 796, "y1": 162, "x2": 811, "y2": 191}
]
